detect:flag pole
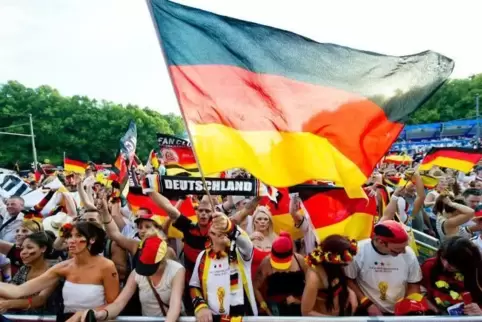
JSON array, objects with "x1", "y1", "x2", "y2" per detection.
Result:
[{"x1": 145, "y1": 0, "x2": 217, "y2": 211}]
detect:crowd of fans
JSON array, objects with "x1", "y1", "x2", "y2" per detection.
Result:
[{"x1": 0, "y1": 161, "x2": 482, "y2": 321}]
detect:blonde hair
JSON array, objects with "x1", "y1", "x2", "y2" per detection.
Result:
[
  {"x1": 252, "y1": 206, "x2": 277, "y2": 240},
  {"x1": 22, "y1": 220, "x2": 43, "y2": 233}
]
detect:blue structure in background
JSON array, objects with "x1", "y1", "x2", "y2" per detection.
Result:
[{"x1": 393, "y1": 119, "x2": 479, "y2": 151}]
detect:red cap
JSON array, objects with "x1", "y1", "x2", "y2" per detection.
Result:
[
  {"x1": 136, "y1": 236, "x2": 168, "y2": 276},
  {"x1": 134, "y1": 213, "x2": 164, "y2": 227},
  {"x1": 474, "y1": 205, "x2": 482, "y2": 220},
  {"x1": 374, "y1": 220, "x2": 409, "y2": 244},
  {"x1": 270, "y1": 232, "x2": 293, "y2": 271}
]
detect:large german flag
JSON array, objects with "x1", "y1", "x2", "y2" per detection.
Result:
[
  {"x1": 126, "y1": 187, "x2": 196, "y2": 238},
  {"x1": 419, "y1": 147, "x2": 482, "y2": 173},
  {"x1": 148, "y1": 0, "x2": 454, "y2": 198},
  {"x1": 298, "y1": 187, "x2": 377, "y2": 241},
  {"x1": 64, "y1": 157, "x2": 88, "y2": 174}
]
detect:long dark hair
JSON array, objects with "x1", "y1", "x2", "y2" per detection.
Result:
[
  {"x1": 73, "y1": 221, "x2": 106, "y2": 255},
  {"x1": 25, "y1": 231, "x2": 54, "y2": 258},
  {"x1": 317, "y1": 235, "x2": 353, "y2": 316},
  {"x1": 431, "y1": 236, "x2": 482, "y2": 304}
]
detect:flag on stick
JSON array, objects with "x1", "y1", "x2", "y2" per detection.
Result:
[{"x1": 148, "y1": 0, "x2": 454, "y2": 198}]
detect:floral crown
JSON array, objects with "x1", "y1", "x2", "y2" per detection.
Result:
[{"x1": 305, "y1": 239, "x2": 358, "y2": 267}]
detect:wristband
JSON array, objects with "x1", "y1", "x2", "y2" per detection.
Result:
[
  {"x1": 359, "y1": 296, "x2": 372, "y2": 309},
  {"x1": 25, "y1": 297, "x2": 32, "y2": 310},
  {"x1": 142, "y1": 174, "x2": 161, "y2": 194},
  {"x1": 194, "y1": 303, "x2": 208, "y2": 314}
]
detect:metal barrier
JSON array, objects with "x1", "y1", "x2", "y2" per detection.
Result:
[
  {"x1": 5, "y1": 316, "x2": 482, "y2": 322},
  {"x1": 413, "y1": 228, "x2": 439, "y2": 263}
]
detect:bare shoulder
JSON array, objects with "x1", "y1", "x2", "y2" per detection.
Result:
[
  {"x1": 294, "y1": 253, "x2": 305, "y2": 262},
  {"x1": 167, "y1": 247, "x2": 177, "y2": 260},
  {"x1": 53, "y1": 258, "x2": 74, "y2": 274},
  {"x1": 97, "y1": 256, "x2": 117, "y2": 270},
  {"x1": 306, "y1": 266, "x2": 324, "y2": 288}
]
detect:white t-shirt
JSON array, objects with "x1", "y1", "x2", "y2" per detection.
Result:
[{"x1": 344, "y1": 239, "x2": 422, "y2": 313}]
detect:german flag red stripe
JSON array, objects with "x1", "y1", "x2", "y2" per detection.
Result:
[
  {"x1": 127, "y1": 187, "x2": 196, "y2": 238},
  {"x1": 300, "y1": 188, "x2": 377, "y2": 241},
  {"x1": 64, "y1": 158, "x2": 88, "y2": 174},
  {"x1": 149, "y1": 0, "x2": 454, "y2": 198},
  {"x1": 419, "y1": 147, "x2": 482, "y2": 173}
]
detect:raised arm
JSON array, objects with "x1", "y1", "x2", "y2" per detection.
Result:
[
  {"x1": 231, "y1": 197, "x2": 261, "y2": 225},
  {"x1": 99, "y1": 199, "x2": 138, "y2": 256},
  {"x1": 76, "y1": 176, "x2": 95, "y2": 210},
  {"x1": 410, "y1": 173, "x2": 426, "y2": 217},
  {"x1": 148, "y1": 191, "x2": 180, "y2": 221},
  {"x1": 214, "y1": 212, "x2": 253, "y2": 260}
]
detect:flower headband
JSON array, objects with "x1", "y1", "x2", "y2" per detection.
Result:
[{"x1": 305, "y1": 239, "x2": 358, "y2": 268}]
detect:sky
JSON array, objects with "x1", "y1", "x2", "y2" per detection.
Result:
[{"x1": 1, "y1": 0, "x2": 481, "y2": 115}]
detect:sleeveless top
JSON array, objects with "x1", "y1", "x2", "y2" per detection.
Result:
[
  {"x1": 62, "y1": 281, "x2": 105, "y2": 313},
  {"x1": 134, "y1": 259, "x2": 185, "y2": 316},
  {"x1": 266, "y1": 255, "x2": 305, "y2": 301},
  {"x1": 436, "y1": 216, "x2": 472, "y2": 241}
]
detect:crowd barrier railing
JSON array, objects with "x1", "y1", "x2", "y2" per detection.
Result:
[{"x1": 6, "y1": 316, "x2": 482, "y2": 322}]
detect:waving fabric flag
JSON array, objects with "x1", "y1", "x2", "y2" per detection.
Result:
[
  {"x1": 113, "y1": 121, "x2": 137, "y2": 194},
  {"x1": 148, "y1": 0, "x2": 454, "y2": 198},
  {"x1": 419, "y1": 147, "x2": 482, "y2": 173},
  {"x1": 127, "y1": 187, "x2": 196, "y2": 238},
  {"x1": 299, "y1": 187, "x2": 378, "y2": 241}
]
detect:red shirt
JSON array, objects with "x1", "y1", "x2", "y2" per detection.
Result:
[
  {"x1": 421, "y1": 257, "x2": 467, "y2": 309},
  {"x1": 251, "y1": 248, "x2": 270, "y2": 279}
]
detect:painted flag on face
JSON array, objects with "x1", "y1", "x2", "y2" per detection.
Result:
[{"x1": 148, "y1": 0, "x2": 454, "y2": 198}]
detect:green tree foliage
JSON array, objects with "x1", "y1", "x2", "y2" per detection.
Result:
[
  {"x1": 2, "y1": 75, "x2": 482, "y2": 168},
  {"x1": 0, "y1": 81, "x2": 185, "y2": 168},
  {"x1": 408, "y1": 74, "x2": 482, "y2": 124}
]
